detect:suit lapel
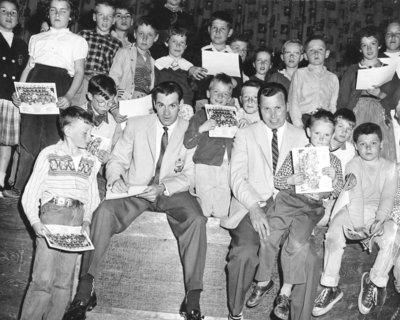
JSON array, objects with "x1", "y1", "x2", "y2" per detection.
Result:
[
  {"x1": 147, "y1": 115, "x2": 157, "y2": 160},
  {"x1": 254, "y1": 122, "x2": 272, "y2": 169}
]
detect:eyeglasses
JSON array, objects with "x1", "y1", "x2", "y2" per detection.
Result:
[
  {"x1": 115, "y1": 13, "x2": 131, "y2": 20},
  {"x1": 0, "y1": 8, "x2": 17, "y2": 17},
  {"x1": 94, "y1": 96, "x2": 113, "y2": 108},
  {"x1": 385, "y1": 32, "x2": 400, "y2": 38},
  {"x1": 49, "y1": 8, "x2": 70, "y2": 16}
]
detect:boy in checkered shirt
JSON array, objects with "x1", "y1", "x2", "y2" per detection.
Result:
[{"x1": 72, "y1": 0, "x2": 121, "y2": 106}]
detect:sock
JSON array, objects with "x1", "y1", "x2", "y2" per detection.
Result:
[
  {"x1": 186, "y1": 289, "x2": 201, "y2": 313},
  {"x1": 257, "y1": 279, "x2": 271, "y2": 287},
  {"x1": 279, "y1": 283, "x2": 293, "y2": 297},
  {"x1": 75, "y1": 274, "x2": 94, "y2": 303},
  {"x1": 0, "y1": 172, "x2": 6, "y2": 188}
]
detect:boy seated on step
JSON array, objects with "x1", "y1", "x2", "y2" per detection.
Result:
[
  {"x1": 237, "y1": 80, "x2": 261, "y2": 128},
  {"x1": 313, "y1": 122, "x2": 398, "y2": 317},
  {"x1": 19, "y1": 107, "x2": 100, "y2": 320},
  {"x1": 318, "y1": 108, "x2": 357, "y2": 226},
  {"x1": 184, "y1": 73, "x2": 235, "y2": 218},
  {"x1": 259, "y1": 110, "x2": 343, "y2": 320}
]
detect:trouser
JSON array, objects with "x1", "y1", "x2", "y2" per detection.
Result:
[
  {"x1": 20, "y1": 202, "x2": 84, "y2": 320},
  {"x1": 256, "y1": 190, "x2": 324, "y2": 284},
  {"x1": 321, "y1": 209, "x2": 398, "y2": 288},
  {"x1": 194, "y1": 161, "x2": 231, "y2": 218},
  {"x1": 80, "y1": 191, "x2": 207, "y2": 292},
  {"x1": 15, "y1": 64, "x2": 71, "y2": 191},
  {"x1": 226, "y1": 208, "x2": 320, "y2": 319}
]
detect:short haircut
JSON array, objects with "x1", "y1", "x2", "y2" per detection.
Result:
[
  {"x1": 151, "y1": 81, "x2": 183, "y2": 102},
  {"x1": 114, "y1": 0, "x2": 133, "y2": 15},
  {"x1": 88, "y1": 74, "x2": 117, "y2": 100},
  {"x1": 209, "y1": 73, "x2": 235, "y2": 91},
  {"x1": 134, "y1": 15, "x2": 158, "y2": 33},
  {"x1": 228, "y1": 33, "x2": 250, "y2": 45},
  {"x1": 166, "y1": 26, "x2": 188, "y2": 42},
  {"x1": 304, "y1": 35, "x2": 327, "y2": 50},
  {"x1": 333, "y1": 108, "x2": 356, "y2": 126},
  {"x1": 307, "y1": 109, "x2": 335, "y2": 129},
  {"x1": 209, "y1": 10, "x2": 233, "y2": 29},
  {"x1": 281, "y1": 39, "x2": 303, "y2": 54},
  {"x1": 357, "y1": 25, "x2": 383, "y2": 47},
  {"x1": 59, "y1": 106, "x2": 93, "y2": 139},
  {"x1": 94, "y1": 0, "x2": 115, "y2": 9},
  {"x1": 253, "y1": 46, "x2": 274, "y2": 63},
  {"x1": 258, "y1": 82, "x2": 288, "y2": 104},
  {"x1": 353, "y1": 122, "x2": 382, "y2": 142},
  {"x1": 0, "y1": 0, "x2": 19, "y2": 11},
  {"x1": 241, "y1": 80, "x2": 261, "y2": 93}
]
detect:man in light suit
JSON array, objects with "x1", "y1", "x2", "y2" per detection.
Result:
[
  {"x1": 222, "y1": 83, "x2": 316, "y2": 320},
  {"x1": 63, "y1": 82, "x2": 207, "y2": 320}
]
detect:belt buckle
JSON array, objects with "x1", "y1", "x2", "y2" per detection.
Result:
[{"x1": 57, "y1": 197, "x2": 66, "y2": 206}]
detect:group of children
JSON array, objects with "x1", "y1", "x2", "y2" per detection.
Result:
[{"x1": 1, "y1": 0, "x2": 400, "y2": 318}]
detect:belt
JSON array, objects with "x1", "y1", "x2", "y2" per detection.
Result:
[{"x1": 48, "y1": 197, "x2": 83, "y2": 208}]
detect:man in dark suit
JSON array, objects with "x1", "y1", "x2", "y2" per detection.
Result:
[{"x1": 63, "y1": 81, "x2": 207, "y2": 320}]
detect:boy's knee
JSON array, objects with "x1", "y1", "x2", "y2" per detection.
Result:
[
  {"x1": 31, "y1": 272, "x2": 53, "y2": 293},
  {"x1": 325, "y1": 230, "x2": 345, "y2": 251}
]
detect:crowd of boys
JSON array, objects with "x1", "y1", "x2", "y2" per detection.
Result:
[{"x1": 1, "y1": 0, "x2": 400, "y2": 319}]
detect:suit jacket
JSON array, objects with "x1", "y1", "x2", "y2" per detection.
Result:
[
  {"x1": 106, "y1": 114, "x2": 195, "y2": 195},
  {"x1": 221, "y1": 121, "x2": 308, "y2": 229}
]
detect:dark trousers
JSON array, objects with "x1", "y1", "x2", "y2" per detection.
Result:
[
  {"x1": 15, "y1": 64, "x2": 71, "y2": 190},
  {"x1": 80, "y1": 191, "x2": 207, "y2": 292},
  {"x1": 226, "y1": 196, "x2": 321, "y2": 318}
]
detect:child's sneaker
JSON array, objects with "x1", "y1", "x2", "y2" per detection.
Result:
[
  {"x1": 228, "y1": 312, "x2": 243, "y2": 320},
  {"x1": 312, "y1": 286, "x2": 343, "y2": 316},
  {"x1": 358, "y1": 272, "x2": 377, "y2": 315},
  {"x1": 274, "y1": 294, "x2": 290, "y2": 320}
]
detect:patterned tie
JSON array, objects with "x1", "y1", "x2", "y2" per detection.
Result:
[
  {"x1": 272, "y1": 128, "x2": 279, "y2": 174},
  {"x1": 150, "y1": 126, "x2": 169, "y2": 185}
]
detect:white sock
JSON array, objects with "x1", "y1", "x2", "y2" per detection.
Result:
[
  {"x1": 0, "y1": 172, "x2": 6, "y2": 188},
  {"x1": 279, "y1": 283, "x2": 293, "y2": 297}
]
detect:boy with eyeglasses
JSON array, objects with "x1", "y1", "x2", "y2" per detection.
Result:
[
  {"x1": 71, "y1": 0, "x2": 121, "y2": 106},
  {"x1": 111, "y1": 2, "x2": 134, "y2": 48},
  {"x1": 269, "y1": 39, "x2": 304, "y2": 95}
]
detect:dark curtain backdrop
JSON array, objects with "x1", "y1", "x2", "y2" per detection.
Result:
[{"x1": 17, "y1": 0, "x2": 400, "y2": 76}]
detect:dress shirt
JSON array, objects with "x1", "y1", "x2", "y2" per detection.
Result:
[
  {"x1": 154, "y1": 117, "x2": 177, "y2": 175},
  {"x1": 202, "y1": 43, "x2": 233, "y2": 52},
  {"x1": 264, "y1": 121, "x2": 287, "y2": 167}
]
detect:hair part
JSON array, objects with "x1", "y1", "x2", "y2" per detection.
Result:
[
  {"x1": 258, "y1": 82, "x2": 288, "y2": 103},
  {"x1": 209, "y1": 10, "x2": 233, "y2": 29},
  {"x1": 88, "y1": 74, "x2": 117, "y2": 100},
  {"x1": 353, "y1": 122, "x2": 383, "y2": 143},
  {"x1": 166, "y1": 26, "x2": 188, "y2": 42},
  {"x1": 58, "y1": 106, "x2": 94, "y2": 139},
  {"x1": 281, "y1": 39, "x2": 303, "y2": 54},
  {"x1": 307, "y1": 109, "x2": 335, "y2": 129},
  {"x1": 151, "y1": 81, "x2": 183, "y2": 102},
  {"x1": 209, "y1": 73, "x2": 235, "y2": 91},
  {"x1": 333, "y1": 108, "x2": 356, "y2": 126}
]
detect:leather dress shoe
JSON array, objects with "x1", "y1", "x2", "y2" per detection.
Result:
[
  {"x1": 246, "y1": 280, "x2": 274, "y2": 308},
  {"x1": 179, "y1": 299, "x2": 204, "y2": 320},
  {"x1": 62, "y1": 292, "x2": 97, "y2": 320}
]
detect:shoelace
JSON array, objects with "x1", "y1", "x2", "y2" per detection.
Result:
[
  {"x1": 364, "y1": 284, "x2": 378, "y2": 307},
  {"x1": 314, "y1": 288, "x2": 330, "y2": 306}
]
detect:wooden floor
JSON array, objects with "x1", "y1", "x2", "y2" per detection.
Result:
[{"x1": 0, "y1": 196, "x2": 399, "y2": 320}]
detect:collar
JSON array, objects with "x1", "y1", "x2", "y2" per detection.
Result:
[
  {"x1": 135, "y1": 43, "x2": 150, "y2": 57},
  {"x1": 202, "y1": 43, "x2": 233, "y2": 53},
  {"x1": 49, "y1": 27, "x2": 70, "y2": 34},
  {"x1": 155, "y1": 55, "x2": 192, "y2": 71},
  {"x1": 307, "y1": 64, "x2": 327, "y2": 74},
  {"x1": 156, "y1": 116, "x2": 178, "y2": 135},
  {"x1": 330, "y1": 141, "x2": 347, "y2": 152},
  {"x1": 164, "y1": 3, "x2": 183, "y2": 12},
  {"x1": 264, "y1": 121, "x2": 287, "y2": 134},
  {"x1": 384, "y1": 51, "x2": 400, "y2": 58},
  {"x1": 359, "y1": 59, "x2": 384, "y2": 68},
  {"x1": 87, "y1": 102, "x2": 109, "y2": 126}
]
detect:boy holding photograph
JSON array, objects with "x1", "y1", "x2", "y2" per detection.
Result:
[
  {"x1": 184, "y1": 73, "x2": 235, "y2": 218},
  {"x1": 20, "y1": 106, "x2": 100, "y2": 320},
  {"x1": 313, "y1": 122, "x2": 398, "y2": 317},
  {"x1": 258, "y1": 110, "x2": 343, "y2": 320}
]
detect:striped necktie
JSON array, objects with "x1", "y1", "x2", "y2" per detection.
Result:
[
  {"x1": 272, "y1": 128, "x2": 279, "y2": 174},
  {"x1": 149, "y1": 126, "x2": 168, "y2": 185}
]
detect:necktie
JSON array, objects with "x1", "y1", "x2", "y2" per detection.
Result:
[
  {"x1": 150, "y1": 126, "x2": 168, "y2": 185},
  {"x1": 272, "y1": 128, "x2": 279, "y2": 174}
]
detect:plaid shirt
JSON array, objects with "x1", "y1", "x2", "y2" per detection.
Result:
[
  {"x1": 79, "y1": 30, "x2": 121, "y2": 76},
  {"x1": 274, "y1": 144, "x2": 343, "y2": 199}
]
